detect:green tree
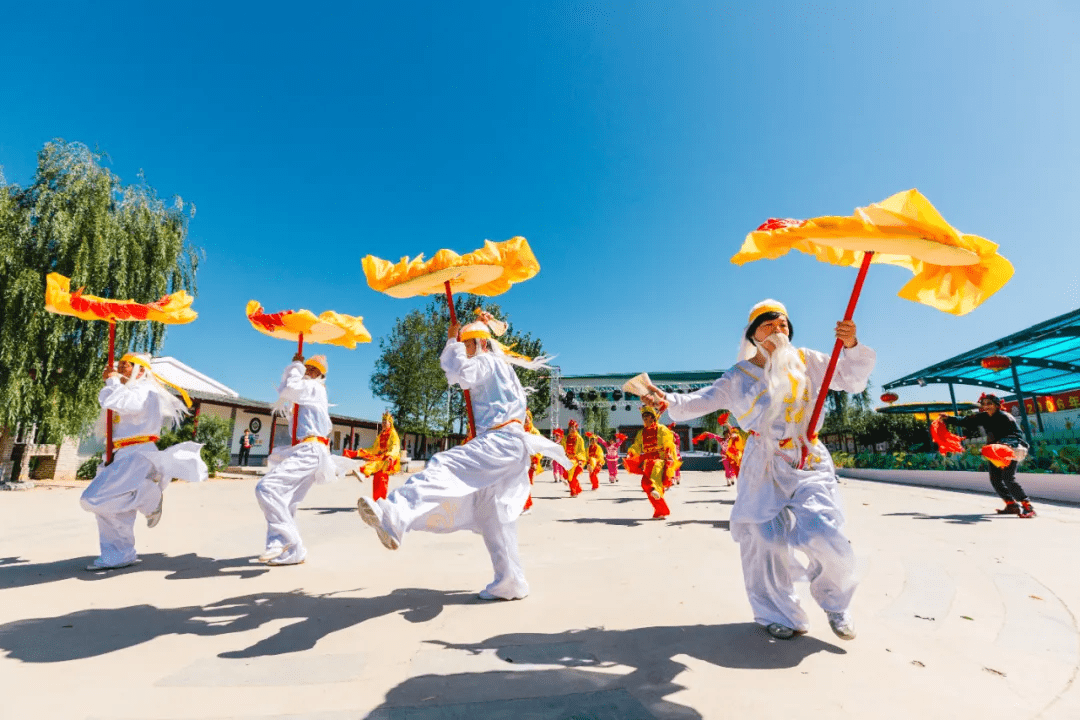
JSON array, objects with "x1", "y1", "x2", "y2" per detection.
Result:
[
  {"x1": 370, "y1": 294, "x2": 549, "y2": 441},
  {"x1": 0, "y1": 141, "x2": 198, "y2": 445},
  {"x1": 582, "y1": 404, "x2": 610, "y2": 437},
  {"x1": 157, "y1": 413, "x2": 231, "y2": 478}
]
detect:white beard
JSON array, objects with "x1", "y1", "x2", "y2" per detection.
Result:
[{"x1": 758, "y1": 332, "x2": 811, "y2": 439}]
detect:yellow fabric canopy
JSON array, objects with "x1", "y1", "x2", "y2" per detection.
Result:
[
  {"x1": 362, "y1": 236, "x2": 540, "y2": 298},
  {"x1": 45, "y1": 272, "x2": 197, "y2": 324},
  {"x1": 246, "y1": 301, "x2": 371, "y2": 349},
  {"x1": 731, "y1": 189, "x2": 1013, "y2": 316}
]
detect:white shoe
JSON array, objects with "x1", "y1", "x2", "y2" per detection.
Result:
[
  {"x1": 520, "y1": 508, "x2": 533, "y2": 516},
  {"x1": 257, "y1": 546, "x2": 287, "y2": 563},
  {"x1": 357, "y1": 496, "x2": 399, "y2": 550},
  {"x1": 266, "y1": 556, "x2": 305, "y2": 566},
  {"x1": 827, "y1": 611, "x2": 856, "y2": 640},
  {"x1": 146, "y1": 498, "x2": 163, "y2": 528},
  {"x1": 85, "y1": 558, "x2": 140, "y2": 572},
  {"x1": 478, "y1": 588, "x2": 528, "y2": 601}
]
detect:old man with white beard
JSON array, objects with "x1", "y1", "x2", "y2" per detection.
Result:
[{"x1": 643, "y1": 300, "x2": 875, "y2": 641}]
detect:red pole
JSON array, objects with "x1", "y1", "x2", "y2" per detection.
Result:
[
  {"x1": 105, "y1": 322, "x2": 116, "y2": 465},
  {"x1": 801, "y1": 250, "x2": 875, "y2": 468},
  {"x1": 292, "y1": 333, "x2": 303, "y2": 446},
  {"x1": 444, "y1": 280, "x2": 477, "y2": 439},
  {"x1": 192, "y1": 401, "x2": 201, "y2": 440}
]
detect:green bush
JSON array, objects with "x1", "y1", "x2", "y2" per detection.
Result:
[
  {"x1": 832, "y1": 444, "x2": 1079, "y2": 474},
  {"x1": 157, "y1": 414, "x2": 232, "y2": 477},
  {"x1": 76, "y1": 453, "x2": 102, "y2": 480}
]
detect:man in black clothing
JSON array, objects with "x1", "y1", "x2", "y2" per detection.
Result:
[
  {"x1": 943, "y1": 394, "x2": 1035, "y2": 518},
  {"x1": 239, "y1": 430, "x2": 253, "y2": 467}
]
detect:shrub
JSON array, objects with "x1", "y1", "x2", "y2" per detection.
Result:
[
  {"x1": 76, "y1": 454, "x2": 102, "y2": 480},
  {"x1": 157, "y1": 414, "x2": 232, "y2": 477}
]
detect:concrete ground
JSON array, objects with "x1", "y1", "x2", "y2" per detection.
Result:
[{"x1": 1, "y1": 469, "x2": 1079, "y2": 720}]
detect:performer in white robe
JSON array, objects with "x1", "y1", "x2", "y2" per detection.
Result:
[
  {"x1": 644, "y1": 300, "x2": 875, "y2": 640},
  {"x1": 256, "y1": 353, "x2": 354, "y2": 566},
  {"x1": 357, "y1": 313, "x2": 568, "y2": 600},
  {"x1": 81, "y1": 352, "x2": 208, "y2": 571}
]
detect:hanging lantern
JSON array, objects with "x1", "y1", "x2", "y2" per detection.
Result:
[
  {"x1": 880, "y1": 392, "x2": 899, "y2": 404},
  {"x1": 980, "y1": 355, "x2": 1012, "y2": 371}
]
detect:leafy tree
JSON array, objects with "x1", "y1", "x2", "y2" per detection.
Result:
[
  {"x1": 370, "y1": 294, "x2": 549, "y2": 443},
  {"x1": 582, "y1": 404, "x2": 610, "y2": 437},
  {"x1": 157, "y1": 413, "x2": 231, "y2": 478},
  {"x1": 0, "y1": 141, "x2": 198, "y2": 445}
]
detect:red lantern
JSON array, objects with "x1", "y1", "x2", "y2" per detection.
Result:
[
  {"x1": 880, "y1": 392, "x2": 899, "y2": 404},
  {"x1": 980, "y1": 355, "x2": 1012, "y2": 371}
]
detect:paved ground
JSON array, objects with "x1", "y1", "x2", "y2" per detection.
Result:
[{"x1": 2, "y1": 469, "x2": 1079, "y2": 720}]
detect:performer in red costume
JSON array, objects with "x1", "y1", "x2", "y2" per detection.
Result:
[
  {"x1": 522, "y1": 409, "x2": 543, "y2": 513},
  {"x1": 358, "y1": 411, "x2": 400, "y2": 501},
  {"x1": 585, "y1": 434, "x2": 605, "y2": 490},
  {"x1": 550, "y1": 428, "x2": 567, "y2": 483},
  {"x1": 624, "y1": 403, "x2": 678, "y2": 519},
  {"x1": 560, "y1": 420, "x2": 586, "y2": 497},
  {"x1": 668, "y1": 423, "x2": 683, "y2": 486}
]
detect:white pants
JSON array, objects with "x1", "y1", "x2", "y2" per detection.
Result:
[
  {"x1": 731, "y1": 482, "x2": 857, "y2": 631},
  {"x1": 378, "y1": 429, "x2": 530, "y2": 598},
  {"x1": 255, "y1": 444, "x2": 321, "y2": 563},
  {"x1": 80, "y1": 451, "x2": 163, "y2": 567}
]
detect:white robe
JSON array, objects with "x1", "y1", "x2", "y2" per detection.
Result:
[
  {"x1": 81, "y1": 377, "x2": 207, "y2": 567},
  {"x1": 256, "y1": 362, "x2": 357, "y2": 564},
  {"x1": 375, "y1": 339, "x2": 568, "y2": 599},
  {"x1": 667, "y1": 343, "x2": 876, "y2": 630}
]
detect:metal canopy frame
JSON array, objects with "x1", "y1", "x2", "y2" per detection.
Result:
[{"x1": 882, "y1": 307, "x2": 1080, "y2": 445}]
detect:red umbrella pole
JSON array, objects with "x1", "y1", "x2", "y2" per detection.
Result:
[
  {"x1": 444, "y1": 280, "x2": 477, "y2": 439},
  {"x1": 801, "y1": 250, "x2": 875, "y2": 468},
  {"x1": 292, "y1": 332, "x2": 303, "y2": 445},
  {"x1": 105, "y1": 322, "x2": 116, "y2": 465}
]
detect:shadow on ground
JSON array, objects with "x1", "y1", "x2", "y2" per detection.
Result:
[
  {"x1": 882, "y1": 511, "x2": 994, "y2": 525},
  {"x1": 0, "y1": 587, "x2": 474, "y2": 663},
  {"x1": 0, "y1": 552, "x2": 271, "y2": 589},
  {"x1": 301, "y1": 506, "x2": 361, "y2": 515},
  {"x1": 556, "y1": 518, "x2": 655, "y2": 528},
  {"x1": 367, "y1": 623, "x2": 845, "y2": 719},
  {"x1": 667, "y1": 519, "x2": 730, "y2": 531}
]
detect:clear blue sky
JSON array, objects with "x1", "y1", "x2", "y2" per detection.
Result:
[{"x1": 3, "y1": 1, "x2": 1078, "y2": 420}]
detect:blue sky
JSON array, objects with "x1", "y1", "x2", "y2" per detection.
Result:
[{"x1": 3, "y1": 1, "x2": 1078, "y2": 420}]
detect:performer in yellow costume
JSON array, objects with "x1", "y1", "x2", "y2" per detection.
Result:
[
  {"x1": 560, "y1": 420, "x2": 586, "y2": 497},
  {"x1": 624, "y1": 403, "x2": 678, "y2": 519},
  {"x1": 585, "y1": 434, "x2": 605, "y2": 490},
  {"x1": 360, "y1": 411, "x2": 401, "y2": 501},
  {"x1": 522, "y1": 409, "x2": 543, "y2": 513}
]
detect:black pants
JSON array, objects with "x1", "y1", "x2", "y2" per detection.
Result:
[
  {"x1": 238, "y1": 447, "x2": 251, "y2": 466},
  {"x1": 988, "y1": 461, "x2": 1028, "y2": 503}
]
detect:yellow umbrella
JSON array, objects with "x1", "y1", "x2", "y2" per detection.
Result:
[
  {"x1": 362, "y1": 236, "x2": 540, "y2": 437},
  {"x1": 732, "y1": 189, "x2": 1014, "y2": 465},
  {"x1": 44, "y1": 272, "x2": 198, "y2": 463},
  {"x1": 246, "y1": 301, "x2": 371, "y2": 349},
  {"x1": 246, "y1": 301, "x2": 371, "y2": 447}
]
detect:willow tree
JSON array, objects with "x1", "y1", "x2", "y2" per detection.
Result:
[{"x1": 0, "y1": 141, "x2": 199, "y2": 444}]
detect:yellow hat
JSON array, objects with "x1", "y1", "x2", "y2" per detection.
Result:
[
  {"x1": 459, "y1": 321, "x2": 492, "y2": 341},
  {"x1": 305, "y1": 355, "x2": 328, "y2": 376},
  {"x1": 381, "y1": 410, "x2": 394, "y2": 426},
  {"x1": 748, "y1": 299, "x2": 788, "y2": 326},
  {"x1": 641, "y1": 402, "x2": 666, "y2": 419},
  {"x1": 118, "y1": 352, "x2": 192, "y2": 407}
]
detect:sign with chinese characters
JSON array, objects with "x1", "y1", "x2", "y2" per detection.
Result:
[{"x1": 1001, "y1": 388, "x2": 1080, "y2": 414}]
